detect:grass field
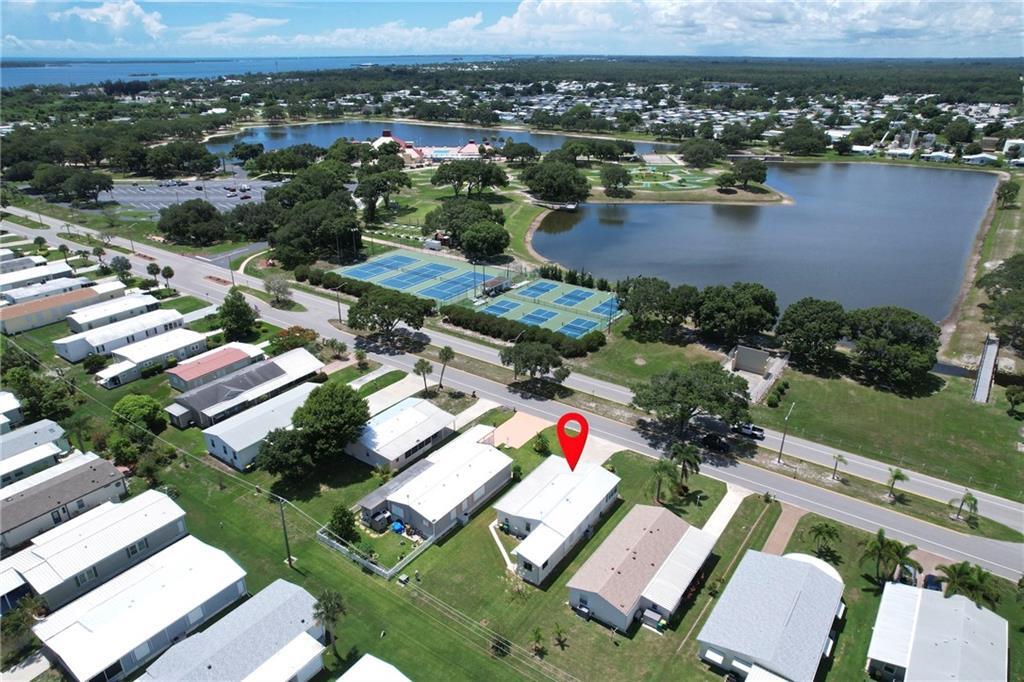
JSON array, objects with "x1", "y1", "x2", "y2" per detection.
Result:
[
  {"x1": 160, "y1": 295, "x2": 208, "y2": 314},
  {"x1": 752, "y1": 370, "x2": 1023, "y2": 501},
  {"x1": 784, "y1": 513, "x2": 1024, "y2": 682}
]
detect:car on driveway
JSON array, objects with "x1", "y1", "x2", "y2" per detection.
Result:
[
  {"x1": 898, "y1": 565, "x2": 918, "y2": 586},
  {"x1": 732, "y1": 423, "x2": 765, "y2": 440},
  {"x1": 923, "y1": 574, "x2": 942, "y2": 591}
]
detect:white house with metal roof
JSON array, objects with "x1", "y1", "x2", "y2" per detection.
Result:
[
  {"x1": 203, "y1": 382, "x2": 318, "y2": 470},
  {"x1": 494, "y1": 456, "x2": 619, "y2": 585},
  {"x1": 0, "y1": 490, "x2": 187, "y2": 613},
  {"x1": 1, "y1": 277, "x2": 90, "y2": 305},
  {"x1": 33, "y1": 536, "x2": 247, "y2": 682},
  {"x1": 339, "y1": 654, "x2": 412, "y2": 681},
  {"x1": 66, "y1": 294, "x2": 159, "y2": 333},
  {"x1": 866, "y1": 581, "x2": 1008, "y2": 682},
  {"x1": 0, "y1": 281, "x2": 125, "y2": 335},
  {"x1": 53, "y1": 309, "x2": 184, "y2": 362},
  {"x1": 0, "y1": 419, "x2": 70, "y2": 460},
  {"x1": 0, "y1": 390, "x2": 23, "y2": 434},
  {"x1": 567, "y1": 504, "x2": 716, "y2": 632},
  {"x1": 386, "y1": 425, "x2": 512, "y2": 538},
  {"x1": 697, "y1": 550, "x2": 845, "y2": 681},
  {"x1": 0, "y1": 261, "x2": 73, "y2": 292},
  {"x1": 345, "y1": 397, "x2": 455, "y2": 471},
  {"x1": 0, "y1": 255, "x2": 47, "y2": 274},
  {"x1": 95, "y1": 328, "x2": 207, "y2": 388},
  {"x1": 142, "y1": 579, "x2": 324, "y2": 682},
  {"x1": 0, "y1": 441, "x2": 63, "y2": 487}
]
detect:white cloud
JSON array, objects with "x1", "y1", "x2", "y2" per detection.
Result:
[
  {"x1": 49, "y1": 0, "x2": 166, "y2": 40},
  {"x1": 181, "y1": 13, "x2": 289, "y2": 43}
]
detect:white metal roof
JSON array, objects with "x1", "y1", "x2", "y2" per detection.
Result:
[
  {"x1": 0, "y1": 490, "x2": 185, "y2": 597},
  {"x1": 240, "y1": 632, "x2": 324, "y2": 682},
  {"x1": 339, "y1": 654, "x2": 412, "y2": 681},
  {"x1": 387, "y1": 425, "x2": 511, "y2": 524},
  {"x1": 0, "y1": 442, "x2": 62, "y2": 480},
  {"x1": 0, "y1": 451, "x2": 97, "y2": 499},
  {"x1": 1, "y1": 277, "x2": 89, "y2": 304},
  {"x1": 0, "y1": 419, "x2": 66, "y2": 459},
  {"x1": 868, "y1": 582, "x2": 1008, "y2": 682},
  {"x1": 197, "y1": 348, "x2": 323, "y2": 420},
  {"x1": 55, "y1": 309, "x2": 182, "y2": 348},
  {"x1": 513, "y1": 523, "x2": 565, "y2": 566},
  {"x1": 0, "y1": 391, "x2": 21, "y2": 415},
  {"x1": 66, "y1": 292, "x2": 151, "y2": 326},
  {"x1": 203, "y1": 382, "x2": 318, "y2": 451},
  {"x1": 355, "y1": 397, "x2": 454, "y2": 462},
  {"x1": 0, "y1": 262, "x2": 73, "y2": 290},
  {"x1": 642, "y1": 525, "x2": 718, "y2": 611},
  {"x1": 107, "y1": 328, "x2": 206, "y2": 365},
  {"x1": 33, "y1": 536, "x2": 246, "y2": 682}
]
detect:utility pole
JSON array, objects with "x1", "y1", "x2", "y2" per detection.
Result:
[
  {"x1": 777, "y1": 401, "x2": 796, "y2": 464},
  {"x1": 334, "y1": 287, "x2": 342, "y2": 321},
  {"x1": 278, "y1": 497, "x2": 293, "y2": 568}
]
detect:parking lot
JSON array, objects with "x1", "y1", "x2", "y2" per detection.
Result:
[{"x1": 104, "y1": 179, "x2": 281, "y2": 212}]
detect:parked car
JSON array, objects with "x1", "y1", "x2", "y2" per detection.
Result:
[
  {"x1": 223, "y1": 185, "x2": 236, "y2": 191},
  {"x1": 897, "y1": 565, "x2": 918, "y2": 586},
  {"x1": 194, "y1": 185, "x2": 204, "y2": 191},
  {"x1": 240, "y1": 194, "x2": 252, "y2": 200},
  {"x1": 732, "y1": 423, "x2": 765, "y2": 440},
  {"x1": 701, "y1": 433, "x2": 730, "y2": 453},
  {"x1": 138, "y1": 186, "x2": 146, "y2": 192},
  {"x1": 923, "y1": 574, "x2": 942, "y2": 591},
  {"x1": 226, "y1": 192, "x2": 237, "y2": 198}
]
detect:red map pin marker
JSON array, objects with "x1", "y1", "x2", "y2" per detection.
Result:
[{"x1": 556, "y1": 412, "x2": 589, "y2": 471}]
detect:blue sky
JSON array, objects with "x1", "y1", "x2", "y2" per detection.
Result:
[{"x1": 2, "y1": 1, "x2": 1021, "y2": 58}]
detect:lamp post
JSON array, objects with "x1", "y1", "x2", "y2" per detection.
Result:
[{"x1": 777, "y1": 401, "x2": 796, "y2": 464}]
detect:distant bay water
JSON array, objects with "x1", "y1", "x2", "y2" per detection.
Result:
[{"x1": 1, "y1": 55, "x2": 514, "y2": 88}]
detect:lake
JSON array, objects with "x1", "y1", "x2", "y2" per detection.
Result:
[
  {"x1": 206, "y1": 120, "x2": 674, "y2": 156},
  {"x1": 1, "y1": 55, "x2": 507, "y2": 88},
  {"x1": 534, "y1": 164, "x2": 998, "y2": 321}
]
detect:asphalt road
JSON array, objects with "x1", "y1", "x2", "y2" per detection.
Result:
[
  {"x1": 103, "y1": 179, "x2": 280, "y2": 212},
  {"x1": 4, "y1": 210, "x2": 1022, "y2": 580}
]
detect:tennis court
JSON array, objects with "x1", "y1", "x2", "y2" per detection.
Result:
[
  {"x1": 519, "y1": 308, "x2": 559, "y2": 326},
  {"x1": 419, "y1": 271, "x2": 487, "y2": 301},
  {"x1": 591, "y1": 297, "x2": 620, "y2": 317},
  {"x1": 483, "y1": 299, "x2": 521, "y2": 316},
  {"x1": 517, "y1": 281, "x2": 558, "y2": 299},
  {"x1": 557, "y1": 317, "x2": 599, "y2": 338},
  {"x1": 379, "y1": 262, "x2": 455, "y2": 289},
  {"x1": 344, "y1": 254, "x2": 418, "y2": 280},
  {"x1": 553, "y1": 288, "x2": 594, "y2": 307}
]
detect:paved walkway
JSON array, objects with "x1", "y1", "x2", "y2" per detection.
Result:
[
  {"x1": 1, "y1": 650, "x2": 50, "y2": 681},
  {"x1": 488, "y1": 520, "x2": 516, "y2": 571},
  {"x1": 322, "y1": 358, "x2": 355, "y2": 375},
  {"x1": 181, "y1": 304, "x2": 218, "y2": 324},
  {"x1": 365, "y1": 375, "x2": 432, "y2": 415},
  {"x1": 492, "y1": 411, "x2": 551, "y2": 448},
  {"x1": 453, "y1": 398, "x2": 498, "y2": 430},
  {"x1": 761, "y1": 503, "x2": 809, "y2": 555},
  {"x1": 701, "y1": 483, "x2": 753, "y2": 537},
  {"x1": 347, "y1": 366, "x2": 391, "y2": 389}
]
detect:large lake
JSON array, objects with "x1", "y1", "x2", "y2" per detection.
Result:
[
  {"x1": 535, "y1": 164, "x2": 998, "y2": 321},
  {"x1": 206, "y1": 120, "x2": 675, "y2": 156}
]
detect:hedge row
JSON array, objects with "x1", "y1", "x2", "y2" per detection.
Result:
[
  {"x1": 295, "y1": 266, "x2": 436, "y2": 317},
  {"x1": 440, "y1": 304, "x2": 605, "y2": 358}
]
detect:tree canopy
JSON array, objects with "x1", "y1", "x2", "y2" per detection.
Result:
[
  {"x1": 694, "y1": 282, "x2": 779, "y2": 344},
  {"x1": 776, "y1": 297, "x2": 847, "y2": 368},
  {"x1": 520, "y1": 161, "x2": 590, "y2": 202},
  {"x1": 632, "y1": 362, "x2": 750, "y2": 433},
  {"x1": 847, "y1": 306, "x2": 940, "y2": 391},
  {"x1": 347, "y1": 288, "x2": 431, "y2": 339},
  {"x1": 218, "y1": 287, "x2": 258, "y2": 341}
]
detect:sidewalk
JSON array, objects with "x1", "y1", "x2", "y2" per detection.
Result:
[
  {"x1": 761, "y1": 503, "x2": 808, "y2": 555},
  {"x1": 701, "y1": 483, "x2": 753, "y2": 537}
]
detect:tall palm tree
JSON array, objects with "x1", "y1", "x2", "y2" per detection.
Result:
[
  {"x1": 861, "y1": 528, "x2": 896, "y2": 582},
  {"x1": 413, "y1": 358, "x2": 433, "y2": 394},
  {"x1": 889, "y1": 539, "x2": 922, "y2": 581},
  {"x1": 314, "y1": 589, "x2": 346, "y2": 646},
  {"x1": 887, "y1": 467, "x2": 908, "y2": 498},
  {"x1": 809, "y1": 521, "x2": 839, "y2": 553},
  {"x1": 937, "y1": 561, "x2": 975, "y2": 599},
  {"x1": 831, "y1": 453, "x2": 847, "y2": 480},
  {"x1": 648, "y1": 459, "x2": 677, "y2": 505},
  {"x1": 58, "y1": 244, "x2": 69, "y2": 263},
  {"x1": 438, "y1": 346, "x2": 455, "y2": 389},
  {"x1": 670, "y1": 443, "x2": 701, "y2": 492},
  {"x1": 949, "y1": 489, "x2": 979, "y2": 521},
  {"x1": 968, "y1": 564, "x2": 1001, "y2": 610}
]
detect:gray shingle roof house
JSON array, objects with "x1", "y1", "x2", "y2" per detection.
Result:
[
  {"x1": 866, "y1": 581, "x2": 1008, "y2": 682},
  {"x1": 697, "y1": 550, "x2": 845, "y2": 681},
  {"x1": 142, "y1": 579, "x2": 324, "y2": 682}
]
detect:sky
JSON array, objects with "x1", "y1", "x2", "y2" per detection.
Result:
[{"x1": 2, "y1": 0, "x2": 1021, "y2": 59}]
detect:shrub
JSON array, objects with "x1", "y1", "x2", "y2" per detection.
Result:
[
  {"x1": 766, "y1": 393, "x2": 780, "y2": 408},
  {"x1": 307, "y1": 268, "x2": 325, "y2": 286},
  {"x1": 139, "y1": 278, "x2": 159, "y2": 290},
  {"x1": 322, "y1": 271, "x2": 343, "y2": 290},
  {"x1": 82, "y1": 353, "x2": 110, "y2": 374},
  {"x1": 294, "y1": 264, "x2": 310, "y2": 282}
]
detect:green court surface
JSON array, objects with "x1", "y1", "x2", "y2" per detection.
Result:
[{"x1": 336, "y1": 248, "x2": 621, "y2": 338}]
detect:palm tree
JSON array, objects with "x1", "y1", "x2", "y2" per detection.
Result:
[
  {"x1": 968, "y1": 564, "x2": 1001, "y2": 609},
  {"x1": 92, "y1": 246, "x2": 106, "y2": 265},
  {"x1": 161, "y1": 265, "x2": 174, "y2": 289},
  {"x1": 438, "y1": 346, "x2": 455, "y2": 388},
  {"x1": 313, "y1": 589, "x2": 346, "y2": 646},
  {"x1": 553, "y1": 623, "x2": 567, "y2": 650},
  {"x1": 58, "y1": 243, "x2": 69, "y2": 263},
  {"x1": 861, "y1": 528, "x2": 896, "y2": 582},
  {"x1": 413, "y1": 358, "x2": 433, "y2": 394},
  {"x1": 949, "y1": 489, "x2": 979, "y2": 521},
  {"x1": 670, "y1": 443, "x2": 701, "y2": 493},
  {"x1": 889, "y1": 539, "x2": 922, "y2": 582},
  {"x1": 937, "y1": 561, "x2": 975, "y2": 599},
  {"x1": 831, "y1": 453, "x2": 847, "y2": 480},
  {"x1": 887, "y1": 467, "x2": 908, "y2": 499},
  {"x1": 809, "y1": 521, "x2": 839, "y2": 554},
  {"x1": 648, "y1": 458, "x2": 678, "y2": 505},
  {"x1": 146, "y1": 262, "x2": 160, "y2": 280}
]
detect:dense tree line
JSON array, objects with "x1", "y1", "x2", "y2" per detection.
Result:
[{"x1": 440, "y1": 304, "x2": 605, "y2": 358}]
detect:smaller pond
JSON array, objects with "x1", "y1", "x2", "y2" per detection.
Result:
[{"x1": 206, "y1": 119, "x2": 675, "y2": 156}]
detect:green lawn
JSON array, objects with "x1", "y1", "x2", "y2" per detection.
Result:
[
  {"x1": 752, "y1": 370, "x2": 1023, "y2": 501},
  {"x1": 204, "y1": 321, "x2": 283, "y2": 346},
  {"x1": 187, "y1": 315, "x2": 222, "y2": 333},
  {"x1": 356, "y1": 370, "x2": 406, "y2": 398},
  {"x1": 784, "y1": 513, "x2": 1024, "y2": 682},
  {"x1": 237, "y1": 285, "x2": 307, "y2": 312},
  {"x1": 160, "y1": 295, "x2": 209, "y2": 314},
  {"x1": 1, "y1": 211, "x2": 49, "y2": 230},
  {"x1": 405, "y1": 454, "x2": 773, "y2": 682},
  {"x1": 416, "y1": 386, "x2": 478, "y2": 415}
]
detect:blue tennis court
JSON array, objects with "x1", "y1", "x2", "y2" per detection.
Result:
[
  {"x1": 483, "y1": 299, "x2": 521, "y2": 316},
  {"x1": 591, "y1": 297, "x2": 620, "y2": 317},
  {"x1": 343, "y1": 254, "x2": 418, "y2": 280},
  {"x1": 379, "y1": 262, "x2": 454, "y2": 289},
  {"x1": 520, "y1": 308, "x2": 558, "y2": 326},
  {"x1": 558, "y1": 318, "x2": 599, "y2": 338},
  {"x1": 517, "y1": 281, "x2": 558, "y2": 299},
  {"x1": 553, "y1": 288, "x2": 594, "y2": 307},
  {"x1": 419, "y1": 271, "x2": 487, "y2": 300}
]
